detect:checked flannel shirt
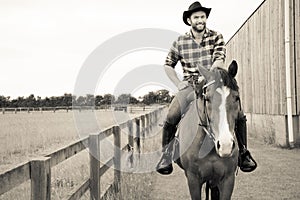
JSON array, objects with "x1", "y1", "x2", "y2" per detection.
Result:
[{"x1": 165, "y1": 28, "x2": 226, "y2": 81}]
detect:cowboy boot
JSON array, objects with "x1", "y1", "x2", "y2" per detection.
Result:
[
  {"x1": 235, "y1": 112, "x2": 257, "y2": 172},
  {"x1": 156, "y1": 121, "x2": 177, "y2": 175}
]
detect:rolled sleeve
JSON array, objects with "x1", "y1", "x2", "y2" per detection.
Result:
[
  {"x1": 165, "y1": 40, "x2": 180, "y2": 68},
  {"x1": 212, "y1": 33, "x2": 226, "y2": 62}
]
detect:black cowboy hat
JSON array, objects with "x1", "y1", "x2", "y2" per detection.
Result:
[{"x1": 183, "y1": 1, "x2": 211, "y2": 26}]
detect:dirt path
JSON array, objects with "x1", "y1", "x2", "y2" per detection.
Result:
[{"x1": 149, "y1": 137, "x2": 300, "y2": 200}]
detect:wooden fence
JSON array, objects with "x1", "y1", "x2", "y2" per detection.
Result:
[
  {"x1": 0, "y1": 106, "x2": 165, "y2": 199},
  {"x1": 1, "y1": 105, "x2": 154, "y2": 114}
]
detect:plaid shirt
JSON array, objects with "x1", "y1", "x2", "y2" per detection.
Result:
[{"x1": 165, "y1": 28, "x2": 226, "y2": 80}]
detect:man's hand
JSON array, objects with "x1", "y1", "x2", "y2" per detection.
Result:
[
  {"x1": 177, "y1": 81, "x2": 189, "y2": 91},
  {"x1": 211, "y1": 59, "x2": 225, "y2": 70}
]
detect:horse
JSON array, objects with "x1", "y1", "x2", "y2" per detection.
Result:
[{"x1": 176, "y1": 61, "x2": 240, "y2": 200}]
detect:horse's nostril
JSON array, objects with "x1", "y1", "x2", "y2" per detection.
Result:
[
  {"x1": 232, "y1": 141, "x2": 235, "y2": 149},
  {"x1": 217, "y1": 141, "x2": 221, "y2": 149}
]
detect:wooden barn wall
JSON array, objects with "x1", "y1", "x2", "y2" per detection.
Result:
[
  {"x1": 226, "y1": 0, "x2": 299, "y2": 115},
  {"x1": 295, "y1": 0, "x2": 300, "y2": 115}
]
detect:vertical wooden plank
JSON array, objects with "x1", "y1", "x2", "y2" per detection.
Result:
[
  {"x1": 242, "y1": 17, "x2": 249, "y2": 112},
  {"x1": 258, "y1": 7, "x2": 263, "y2": 114},
  {"x1": 135, "y1": 118, "x2": 141, "y2": 155},
  {"x1": 265, "y1": 0, "x2": 270, "y2": 114},
  {"x1": 251, "y1": 12, "x2": 257, "y2": 114},
  {"x1": 127, "y1": 120, "x2": 134, "y2": 149},
  {"x1": 89, "y1": 133, "x2": 100, "y2": 200},
  {"x1": 270, "y1": 0, "x2": 276, "y2": 115},
  {"x1": 246, "y1": 21, "x2": 252, "y2": 113},
  {"x1": 279, "y1": 0, "x2": 287, "y2": 115},
  {"x1": 141, "y1": 115, "x2": 146, "y2": 152},
  {"x1": 113, "y1": 126, "x2": 121, "y2": 194},
  {"x1": 295, "y1": 0, "x2": 300, "y2": 114},
  {"x1": 146, "y1": 113, "x2": 150, "y2": 135},
  {"x1": 289, "y1": 0, "x2": 297, "y2": 115},
  {"x1": 30, "y1": 157, "x2": 51, "y2": 200},
  {"x1": 276, "y1": 0, "x2": 282, "y2": 114}
]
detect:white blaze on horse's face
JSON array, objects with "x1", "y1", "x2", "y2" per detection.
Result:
[{"x1": 215, "y1": 86, "x2": 235, "y2": 157}]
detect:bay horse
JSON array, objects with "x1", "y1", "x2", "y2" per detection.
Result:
[{"x1": 176, "y1": 61, "x2": 240, "y2": 200}]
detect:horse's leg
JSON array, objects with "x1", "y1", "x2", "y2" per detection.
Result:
[
  {"x1": 218, "y1": 175, "x2": 235, "y2": 200},
  {"x1": 210, "y1": 186, "x2": 219, "y2": 200},
  {"x1": 185, "y1": 171, "x2": 202, "y2": 200}
]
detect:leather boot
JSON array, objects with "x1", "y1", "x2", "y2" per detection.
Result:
[
  {"x1": 235, "y1": 112, "x2": 257, "y2": 172},
  {"x1": 156, "y1": 121, "x2": 177, "y2": 175}
]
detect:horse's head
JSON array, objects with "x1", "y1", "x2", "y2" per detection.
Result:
[{"x1": 198, "y1": 61, "x2": 240, "y2": 157}]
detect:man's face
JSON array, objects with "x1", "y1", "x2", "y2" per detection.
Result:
[{"x1": 188, "y1": 11, "x2": 207, "y2": 33}]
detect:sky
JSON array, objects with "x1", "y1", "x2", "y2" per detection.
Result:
[{"x1": 0, "y1": 0, "x2": 265, "y2": 99}]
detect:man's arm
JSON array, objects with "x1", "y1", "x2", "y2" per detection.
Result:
[
  {"x1": 164, "y1": 65, "x2": 181, "y2": 87},
  {"x1": 211, "y1": 33, "x2": 226, "y2": 70},
  {"x1": 165, "y1": 39, "x2": 188, "y2": 90}
]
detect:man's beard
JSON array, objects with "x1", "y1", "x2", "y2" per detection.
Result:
[{"x1": 192, "y1": 23, "x2": 206, "y2": 33}]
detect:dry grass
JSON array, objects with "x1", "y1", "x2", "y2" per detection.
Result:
[{"x1": 0, "y1": 108, "x2": 162, "y2": 200}]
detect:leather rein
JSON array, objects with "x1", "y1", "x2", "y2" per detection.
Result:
[{"x1": 196, "y1": 80, "x2": 216, "y2": 142}]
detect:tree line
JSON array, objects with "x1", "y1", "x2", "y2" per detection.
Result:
[{"x1": 0, "y1": 89, "x2": 173, "y2": 108}]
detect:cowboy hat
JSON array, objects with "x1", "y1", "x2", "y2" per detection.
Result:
[{"x1": 183, "y1": 1, "x2": 211, "y2": 26}]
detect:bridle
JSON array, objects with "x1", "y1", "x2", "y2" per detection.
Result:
[
  {"x1": 196, "y1": 79, "x2": 242, "y2": 143},
  {"x1": 196, "y1": 80, "x2": 216, "y2": 142}
]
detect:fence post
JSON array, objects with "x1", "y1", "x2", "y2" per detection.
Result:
[
  {"x1": 135, "y1": 118, "x2": 141, "y2": 156},
  {"x1": 113, "y1": 126, "x2": 121, "y2": 195},
  {"x1": 149, "y1": 112, "x2": 153, "y2": 132},
  {"x1": 141, "y1": 115, "x2": 145, "y2": 152},
  {"x1": 154, "y1": 110, "x2": 158, "y2": 125},
  {"x1": 127, "y1": 120, "x2": 134, "y2": 149},
  {"x1": 30, "y1": 157, "x2": 51, "y2": 200},
  {"x1": 145, "y1": 114, "x2": 150, "y2": 135},
  {"x1": 89, "y1": 133, "x2": 100, "y2": 200}
]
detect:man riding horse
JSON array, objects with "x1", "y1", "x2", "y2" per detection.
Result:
[{"x1": 156, "y1": 1, "x2": 257, "y2": 175}]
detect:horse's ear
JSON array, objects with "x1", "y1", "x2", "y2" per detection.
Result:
[
  {"x1": 197, "y1": 64, "x2": 211, "y2": 80},
  {"x1": 228, "y1": 60, "x2": 238, "y2": 78}
]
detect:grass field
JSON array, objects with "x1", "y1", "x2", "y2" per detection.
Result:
[{"x1": 0, "y1": 108, "x2": 162, "y2": 199}]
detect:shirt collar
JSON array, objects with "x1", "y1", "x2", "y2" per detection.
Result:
[{"x1": 186, "y1": 28, "x2": 211, "y2": 39}]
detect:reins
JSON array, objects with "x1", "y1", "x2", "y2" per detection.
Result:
[{"x1": 196, "y1": 80, "x2": 216, "y2": 142}]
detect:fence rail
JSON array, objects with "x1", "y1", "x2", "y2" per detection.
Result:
[
  {"x1": 1, "y1": 105, "x2": 156, "y2": 114},
  {"x1": 0, "y1": 106, "x2": 165, "y2": 199}
]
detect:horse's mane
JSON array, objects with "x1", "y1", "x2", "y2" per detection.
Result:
[{"x1": 216, "y1": 68, "x2": 239, "y2": 92}]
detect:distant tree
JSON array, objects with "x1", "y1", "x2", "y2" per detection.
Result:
[
  {"x1": 156, "y1": 89, "x2": 172, "y2": 103},
  {"x1": 102, "y1": 94, "x2": 115, "y2": 105},
  {"x1": 62, "y1": 93, "x2": 72, "y2": 106},
  {"x1": 25, "y1": 94, "x2": 36, "y2": 107},
  {"x1": 86, "y1": 94, "x2": 95, "y2": 106},
  {"x1": 0, "y1": 96, "x2": 10, "y2": 107},
  {"x1": 76, "y1": 96, "x2": 86, "y2": 106},
  {"x1": 129, "y1": 96, "x2": 139, "y2": 104},
  {"x1": 142, "y1": 91, "x2": 157, "y2": 105},
  {"x1": 116, "y1": 94, "x2": 130, "y2": 104},
  {"x1": 95, "y1": 95, "x2": 104, "y2": 106}
]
